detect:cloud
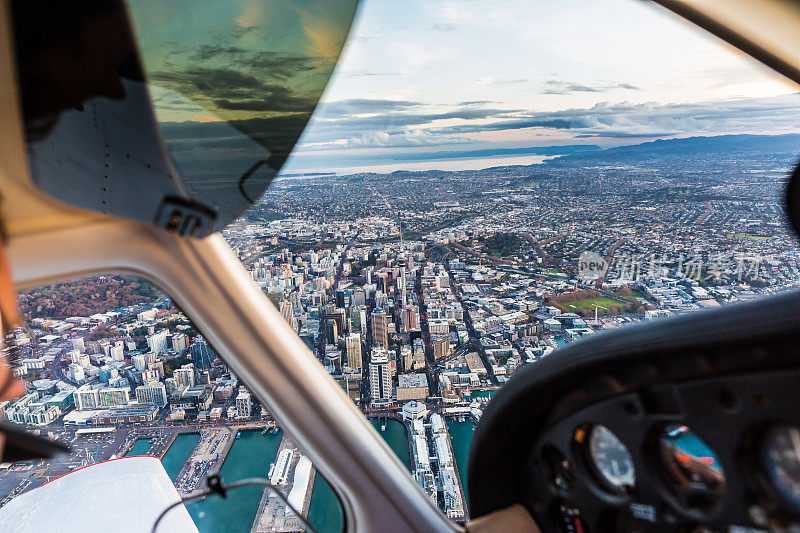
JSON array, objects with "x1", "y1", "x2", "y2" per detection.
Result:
[
  {"x1": 305, "y1": 106, "x2": 522, "y2": 136},
  {"x1": 477, "y1": 78, "x2": 527, "y2": 86},
  {"x1": 317, "y1": 99, "x2": 423, "y2": 115},
  {"x1": 307, "y1": 129, "x2": 477, "y2": 149},
  {"x1": 433, "y1": 23, "x2": 457, "y2": 32},
  {"x1": 429, "y1": 94, "x2": 800, "y2": 139},
  {"x1": 294, "y1": 93, "x2": 800, "y2": 149},
  {"x1": 541, "y1": 80, "x2": 642, "y2": 94},
  {"x1": 150, "y1": 67, "x2": 316, "y2": 112}
]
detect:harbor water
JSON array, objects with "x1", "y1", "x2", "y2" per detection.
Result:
[
  {"x1": 124, "y1": 437, "x2": 153, "y2": 457},
  {"x1": 159, "y1": 420, "x2": 411, "y2": 532},
  {"x1": 179, "y1": 430, "x2": 282, "y2": 532},
  {"x1": 304, "y1": 418, "x2": 411, "y2": 532},
  {"x1": 464, "y1": 389, "x2": 497, "y2": 401},
  {"x1": 446, "y1": 419, "x2": 475, "y2": 514},
  {"x1": 307, "y1": 474, "x2": 344, "y2": 533},
  {"x1": 161, "y1": 433, "x2": 200, "y2": 479},
  {"x1": 371, "y1": 418, "x2": 412, "y2": 470}
]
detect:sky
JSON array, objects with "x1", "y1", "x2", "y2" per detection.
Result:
[{"x1": 279, "y1": 0, "x2": 800, "y2": 175}]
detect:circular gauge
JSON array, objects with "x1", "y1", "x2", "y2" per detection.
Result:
[
  {"x1": 761, "y1": 425, "x2": 800, "y2": 512},
  {"x1": 586, "y1": 424, "x2": 636, "y2": 491},
  {"x1": 660, "y1": 425, "x2": 725, "y2": 495}
]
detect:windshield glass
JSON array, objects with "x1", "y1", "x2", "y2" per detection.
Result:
[{"x1": 223, "y1": 0, "x2": 800, "y2": 524}]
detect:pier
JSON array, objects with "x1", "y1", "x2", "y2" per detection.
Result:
[
  {"x1": 250, "y1": 434, "x2": 315, "y2": 532},
  {"x1": 436, "y1": 416, "x2": 468, "y2": 522}
]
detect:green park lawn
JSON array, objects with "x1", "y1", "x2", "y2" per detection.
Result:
[{"x1": 564, "y1": 296, "x2": 625, "y2": 311}]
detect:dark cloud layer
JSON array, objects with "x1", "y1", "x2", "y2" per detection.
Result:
[
  {"x1": 298, "y1": 93, "x2": 800, "y2": 148},
  {"x1": 188, "y1": 45, "x2": 317, "y2": 80}
]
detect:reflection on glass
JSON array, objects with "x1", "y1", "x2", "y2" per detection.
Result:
[
  {"x1": 761, "y1": 425, "x2": 800, "y2": 512},
  {"x1": 13, "y1": 0, "x2": 358, "y2": 234},
  {"x1": 660, "y1": 424, "x2": 725, "y2": 494},
  {"x1": 587, "y1": 424, "x2": 636, "y2": 491},
  {"x1": 126, "y1": 0, "x2": 358, "y2": 228}
]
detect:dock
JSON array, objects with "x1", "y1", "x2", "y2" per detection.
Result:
[
  {"x1": 438, "y1": 418, "x2": 468, "y2": 522},
  {"x1": 250, "y1": 434, "x2": 315, "y2": 532},
  {"x1": 173, "y1": 427, "x2": 233, "y2": 496}
]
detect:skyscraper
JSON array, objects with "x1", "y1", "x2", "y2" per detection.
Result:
[
  {"x1": 147, "y1": 330, "x2": 169, "y2": 354},
  {"x1": 190, "y1": 339, "x2": 215, "y2": 369},
  {"x1": 372, "y1": 310, "x2": 389, "y2": 350},
  {"x1": 280, "y1": 298, "x2": 298, "y2": 332},
  {"x1": 236, "y1": 390, "x2": 252, "y2": 418},
  {"x1": 345, "y1": 333, "x2": 362, "y2": 373},
  {"x1": 402, "y1": 305, "x2": 419, "y2": 332},
  {"x1": 369, "y1": 349, "x2": 392, "y2": 406},
  {"x1": 326, "y1": 319, "x2": 339, "y2": 345}
]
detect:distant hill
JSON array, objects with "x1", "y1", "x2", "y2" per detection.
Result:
[
  {"x1": 18, "y1": 276, "x2": 160, "y2": 320},
  {"x1": 557, "y1": 134, "x2": 800, "y2": 162}
]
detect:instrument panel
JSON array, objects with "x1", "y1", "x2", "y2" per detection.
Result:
[{"x1": 524, "y1": 368, "x2": 800, "y2": 532}]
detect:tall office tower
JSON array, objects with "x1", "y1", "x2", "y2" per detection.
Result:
[
  {"x1": 351, "y1": 306, "x2": 368, "y2": 335},
  {"x1": 190, "y1": 339, "x2": 215, "y2": 369},
  {"x1": 110, "y1": 344, "x2": 124, "y2": 361},
  {"x1": 372, "y1": 310, "x2": 389, "y2": 350},
  {"x1": 132, "y1": 354, "x2": 146, "y2": 372},
  {"x1": 289, "y1": 290, "x2": 301, "y2": 311},
  {"x1": 352, "y1": 288, "x2": 366, "y2": 307},
  {"x1": 369, "y1": 349, "x2": 392, "y2": 406},
  {"x1": 401, "y1": 345, "x2": 412, "y2": 370},
  {"x1": 345, "y1": 333, "x2": 362, "y2": 372},
  {"x1": 433, "y1": 336, "x2": 451, "y2": 361},
  {"x1": 401, "y1": 267, "x2": 407, "y2": 307},
  {"x1": 326, "y1": 319, "x2": 339, "y2": 345},
  {"x1": 72, "y1": 337, "x2": 85, "y2": 352},
  {"x1": 377, "y1": 271, "x2": 389, "y2": 294},
  {"x1": 335, "y1": 289, "x2": 347, "y2": 309},
  {"x1": 171, "y1": 333, "x2": 188, "y2": 353},
  {"x1": 334, "y1": 308, "x2": 348, "y2": 336},
  {"x1": 402, "y1": 305, "x2": 419, "y2": 333},
  {"x1": 279, "y1": 298, "x2": 298, "y2": 332}
]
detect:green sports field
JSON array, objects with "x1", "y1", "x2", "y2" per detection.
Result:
[{"x1": 563, "y1": 296, "x2": 624, "y2": 311}]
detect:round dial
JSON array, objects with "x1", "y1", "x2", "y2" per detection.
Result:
[
  {"x1": 762, "y1": 425, "x2": 800, "y2": 512},
  {"x1": 660, "y1": 424, "x2": 724, "y2": 495},
  {"x1": 587, "y1": 424, "x2": 636, "y2": 491}
]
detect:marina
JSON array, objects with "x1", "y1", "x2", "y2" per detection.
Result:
[{"x1": 163, "y1": 432, "x2": 201, "y2": 484}]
